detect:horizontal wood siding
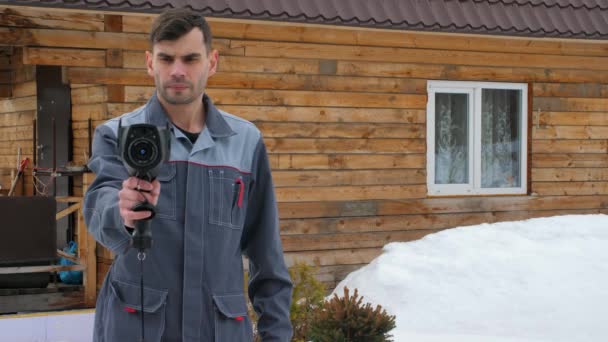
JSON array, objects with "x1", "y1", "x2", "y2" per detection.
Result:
[
  {"x1": 0, "y1": 46, "x2": 35, "y2": 195},
  {"x1": 1, "y1": 6, "x2": 607, "y2": 289}
]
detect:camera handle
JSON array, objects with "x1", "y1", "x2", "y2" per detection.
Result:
[
  {"x1": 131, "y1": 201, "x2": 155, "y2": 251},
  {"x1": 131, "y1": 201, "x2": 156, "y2": 342}
]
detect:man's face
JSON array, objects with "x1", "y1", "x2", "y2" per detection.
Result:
[{"x1": 146, "y1": 28, "x2": 218, "y2": 105}]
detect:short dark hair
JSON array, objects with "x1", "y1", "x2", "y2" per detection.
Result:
[{"x1": 149, "y1": 8, "x2": 213, "y2": 53}]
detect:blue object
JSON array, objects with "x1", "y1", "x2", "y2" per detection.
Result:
[{"x1": 59, "y1": 241, "x2": 83, "y2": 284}]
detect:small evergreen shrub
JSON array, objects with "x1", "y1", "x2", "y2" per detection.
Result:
[
  {"x1": 308, "y1": 287, "x2": 396, "y2": 342},
  {"x1": 289, "y1": 262, "x2": 326, "y2": 341}
]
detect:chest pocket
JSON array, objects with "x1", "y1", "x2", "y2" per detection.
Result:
[
  {"x1": 155, "y1": 162, "x2": 177, "y2": 220},
  {"x1": 208, "y1": 168, "x2": 247, "y2": 229}
]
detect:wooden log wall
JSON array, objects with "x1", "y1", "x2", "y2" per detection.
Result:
[
  {"x1": 0, "y1": 44, "x2": 35, "y2": 195},
  {"x1": 2, "y1": 6, "x2": 607, "y2": 288}
]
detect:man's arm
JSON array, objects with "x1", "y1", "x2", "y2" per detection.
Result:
[
  {"x1": 84, "y1": 124, "x2": 132, "y2": 255},
  {"x1": 241, "y1": 138, "x2": 293, "y2": 342}
]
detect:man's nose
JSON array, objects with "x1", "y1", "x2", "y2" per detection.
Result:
[{"x1": 170, "y1": 60, "x2": 186, "y2": 77}]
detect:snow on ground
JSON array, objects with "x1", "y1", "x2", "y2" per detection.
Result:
[{"x1": 334, "y1": 214, "x2": 608, "y2": 342}]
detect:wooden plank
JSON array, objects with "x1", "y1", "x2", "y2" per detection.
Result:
[
  {"x1": 0, "y1": 287, "x2": 84, "y2": 314},
  {"x1": 0, "y1": 27, "x2": 148, "y2": 50},
  {"x1": 276, "y1": 184, "x2": 426, "y2": 202},
  {"x1": 104, "y1": 14, "x2": 122, "y2": 33},
  {"x1": 121, "y1": 86, "x2": 427, "y2": 108},
  {"x1": 0, "y1": 7, "x2": 104, "y2": 31},
  {"x1": 534, "y1": 97, "x2": 608, "y2": 112},
  {"x1": 22, "y1": 47, "x2": 105, "y2": 67},
  {"x1": 11, "y1": 81, "x2": 36, "y2": 98},
  {"x1": 0, "y1": 96, "x2": 36, "y2": 113},
  {"x1": 533, "y1": 83, "x2": 608, "y2": 98},
  {"x1": 72, "y1": 103, "x2": 107, "y2": 121},
  {"x1": 106, "y1": 49, "x2": 123, "y2": 68},
  {"x1": 0, "y1": 264, "x2": 85, "y2": 274},
  {"x1": 265, "y1": 138, "x2": 425, "y2": 154},
  {"x1": 280, "y1": 208, "x2": 607, "y2": 234},
  {"x1": 57, "y1": 249, "x2": 79, "y2": 264},
  {"x1": 282, "y1": 229, "x2": 438, "y2": 252},
  {"x1": 207, "y1": 71, "x2": 427, "y2": 94},
  {"x1": 12, "y1": 65, "x2": 35, "y2": 84},
  {"x1": 108, "y1": 102, "x2": 142, "y2": 117},
  {"x1": 377, "y1": 195, "x2": 608, "y2": 216},
  {"x1": 0, "y1": 110, "x2": 35, "y2": 127},
  {"x1": 234, "y1": 40, "x2": 608, "y2": 71},
  {"x1": 215, "y1": 55, "x2": 322, "y2": 75},
  {"x1": 56, "y1": 202, "x2": 81, "y2": 220},
  {"x1": 219, "y1": 106, "x2": 425, "y2": 124},
  {"x1": 106, "y1": 85, "x2": 125, "y2": 102},
  {"x1": 532, "y1": 140, "x2": 608, "y2": 154},
  {"x1": 532, "y1": 168, "x2": 608, "y2": 182},
  {"x1": 274, "y1": 154, "x2": 425, "y2": 170},
  {"x1": 71, "y1": 85, "x2": 107, "y2": 105},
  {"x1": 539, "y1": 111, "x2": 608, "y2": 126},
  {"x1": 336, "y1": 61, "x2": 608, "y2": 84},
  {"x1": 81, "y1": 173, "x2": 97, "y2": 307},
  {"x1": 532, "y1": 153, "x2": 608, "y2": 168},
  {"x1": 273, "y1": 169, "x2": 425, "y2": 187},
  {"x1": 209, "y1": 89, "x2": 427, "y2": 108},
  {"x1": 534, "y1": 126, "x2": 608, "y2": 140},
  {"x1": 532, "y1": 182, "x2": 608, "y2": 196},
  {"x1": 56, "y1": 196, "x2": 84, "y2": 203},
  {"x1": 0, "y1": 126, "x2": 33, "y2": 141},
  {"x1": 122, "y1": 16, "x2": 608, "y2": 57},
  {"x1": 284, "y1": 248, "x2": 382, "y2": 267},
  {"x1": 67, "y1": 67, "x2": 152, "y2": 85},
  {"x1": 257, "y1": 122, "x2": 425, "y2": 139},
  {"x1": 0, "y1": 85, "x2": 10, "y2": 98}
]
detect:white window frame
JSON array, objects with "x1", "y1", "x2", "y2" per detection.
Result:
[{"x1": 427, "y1": 80, "x2": 528, "y2": 196}]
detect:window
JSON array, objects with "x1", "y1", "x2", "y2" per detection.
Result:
[{"x1": 427, "y1": 81, "x2": 528, "y2": 196}]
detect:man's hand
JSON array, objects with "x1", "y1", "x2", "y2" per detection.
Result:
[{"x1": 118, "y1": 177, "x2": 161, "y2": 228}]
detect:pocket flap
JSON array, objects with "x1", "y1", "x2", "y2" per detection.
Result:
[
  {"x1": 110, "y1": 279, "x2": 168, "y2": 313},
  {"x1": 157, "y1": 162, "x2": 176, "y2": 181},
  {"x1": 212, "y1": 294, "x2": 248, "y2": 318}
]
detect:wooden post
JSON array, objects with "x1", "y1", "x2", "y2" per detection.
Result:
[{"x1": 79, "y1": 172, "x2": 97, "y2": 307}]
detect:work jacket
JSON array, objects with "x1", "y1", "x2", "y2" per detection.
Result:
[{"x1": 83, "y1": 92, "x2": 293, "y2": 342}]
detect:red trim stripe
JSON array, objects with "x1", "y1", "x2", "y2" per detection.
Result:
[{"x1": 167, "y1": 160, "x2": 251, "y2": 175}]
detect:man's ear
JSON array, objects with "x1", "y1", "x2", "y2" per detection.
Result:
[
  {"x1": 208, "y1": 49, "x2": 219, "y2": 77},
  {"x1": 145, "y1": 50, "x2": 154, "y2": 77}
]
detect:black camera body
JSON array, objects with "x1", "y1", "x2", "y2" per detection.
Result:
[
  {"x1": 117, "y1": 120, "x2": 171, "y2": 251},
  {"x1": 117, "y1": 121, "x2": 171, "y2": 182}
]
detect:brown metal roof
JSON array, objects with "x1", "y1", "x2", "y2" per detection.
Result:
[{"x1": 2, "y1": 0, "x2": 607, "y2": 40}]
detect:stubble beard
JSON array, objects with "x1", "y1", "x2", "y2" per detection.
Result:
[{"x1": 156, "y1": 75, "x2": 205, "y2": 105}]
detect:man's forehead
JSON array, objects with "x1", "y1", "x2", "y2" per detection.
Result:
[{"x1": 152, "y1": 28, "x2": 207, "y2": 55}]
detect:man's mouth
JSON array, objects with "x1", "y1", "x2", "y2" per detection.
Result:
[{"x1": 167, "y1": 84, "x2": 189, "y2": 90}]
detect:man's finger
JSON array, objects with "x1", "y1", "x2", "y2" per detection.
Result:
[{"x1": 121, "y1": 209, "x2": 152, "y2": 221}]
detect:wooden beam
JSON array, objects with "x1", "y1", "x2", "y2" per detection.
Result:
[
  {"x1": 80, "y1": 173, "x2": 97, "y2": 307},
  {"x1": 233, "y1": 40, "x2": 608, "y2": 71},
  {"x1": 23, "y1": 47, "x2": 105, "y2": 67},
  {"x1": 55, "y1": 201, "x2": 81, "y2": 220},
  {"x1": 57, "y1": 249, "x2": 79, "y2": 264},
  {"x1": 0, "y1": 27, "x2": 148, "y2": 50},
  {"x1": 0, "y1": 264, "x2": 85, "y2": 274}
]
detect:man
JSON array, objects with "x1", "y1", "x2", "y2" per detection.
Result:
[{"x1": 83, "y1": 8, "x2": 293, "y2": 342}]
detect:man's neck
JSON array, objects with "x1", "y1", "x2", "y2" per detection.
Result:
[{"x1": 157, "y1": 91, "x2": 205, "y2": 133}]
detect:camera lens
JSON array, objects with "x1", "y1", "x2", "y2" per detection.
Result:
[{"x1": 128, "y1": 138, "x2": 158, "y2": 166}]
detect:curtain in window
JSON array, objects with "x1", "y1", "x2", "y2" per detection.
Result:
[
  {"x1": 435, "y1": 93, "x2": 469, "y2": 184},
  {"x1": 481, "y1": 89, "x2": 521, "y2": 188}
]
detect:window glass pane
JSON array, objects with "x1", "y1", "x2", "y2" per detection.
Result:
[
  {"x1": 481, "y1": 89, "x2": 522, "y2": 188},
  {"x1": 435, "y1": 93, "x2": 469, "y2": 184}
]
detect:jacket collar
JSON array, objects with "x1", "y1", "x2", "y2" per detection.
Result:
[{"x1": 145, "y1": 91, "x2": 235, "y2": 138}]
